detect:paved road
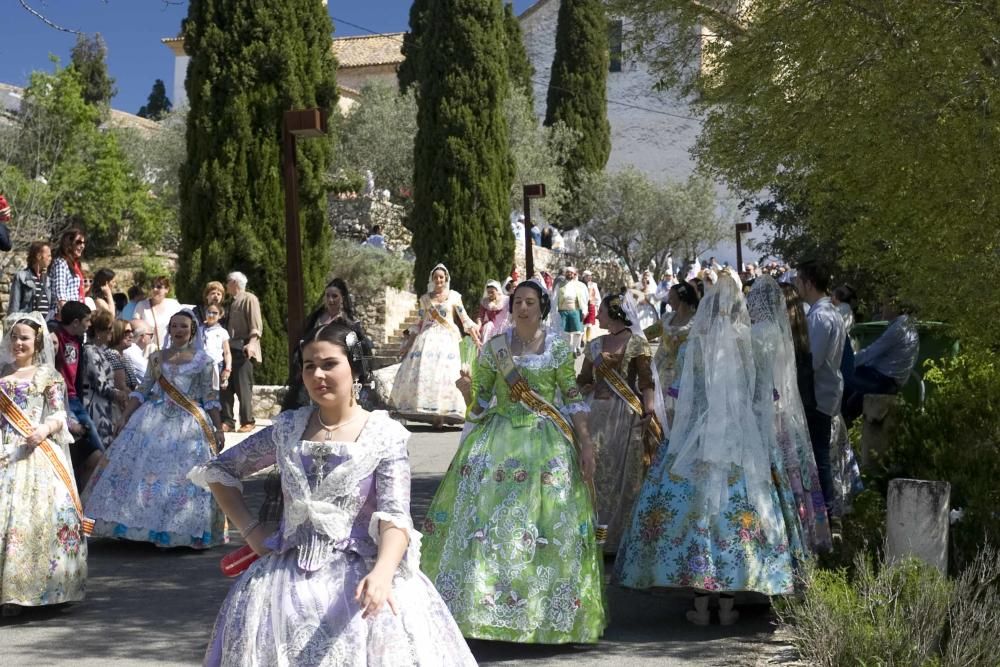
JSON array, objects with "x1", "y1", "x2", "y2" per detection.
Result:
[{"x1": 0, "y1": 424, "x2": 780, "y2": 666}]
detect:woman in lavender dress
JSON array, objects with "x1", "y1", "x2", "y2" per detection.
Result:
[{"x1": 191, "y1": 322, "x2": 476, "y2": 666}]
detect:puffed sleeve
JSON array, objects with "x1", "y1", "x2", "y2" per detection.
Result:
[
  {"x1": 554, "y1": 338, "x2": 588, "y2": 414},
  {"x1": 471, "y1": 343, "x2": 498, "y2": 411},
  {"x1": 452, "y1": 291, "x2": 475, "y2": 330},
  {"x1": 188, "y1": 413, "x2": 282, "y2": 491},
  {"x1": 367, "y1": 420, "x2": 422, "y2": 577},
  {"x1": 628, "y1": 336, "x2": 656, "y2": 393}
]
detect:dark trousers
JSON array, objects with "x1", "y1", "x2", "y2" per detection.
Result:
[
  {"x1": 805, "y1": 408, "x2": 835, "y2": 514},
  {"x1": 222, "y1": 353, "x2": 255, "y2": 427},
  {"x1": 842, "y1": 365, "x2": 898, "y2": 425}
]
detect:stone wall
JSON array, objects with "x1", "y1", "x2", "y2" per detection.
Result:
[
  {"x1": 252, "y1": 384, "x2": 289, "y2": 421},
  {"x1": 354, "y1": 286, "x2": 417, "y2": 346},
  {"x1": 327, "y1": 194, "x2": 411, "y2": 254}
]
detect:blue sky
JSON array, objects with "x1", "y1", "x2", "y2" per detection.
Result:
[{"x1": 0, "y1": 1, "x2": 537, "y2": 115}]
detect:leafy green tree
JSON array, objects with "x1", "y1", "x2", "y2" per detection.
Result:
[
  {"x1": 397, "y1": 0, "x2": 429, "y2": 94},
  {"x1": 137, "y1": 79, "x2": 173, "y2": 120},
  {"x1": 334, "y1": 83, "x2": 417, "y2": 204},
  {"x1": 544, "y1": 0, "x2": 611, "y2": 198},
  {"x1": 612, "y1": 0, "x2": 1000, "y2": 345},
  {"x1": 571, "y1": 167, "x2": 727, "y2": 281},
  {"x1": 409, "y1": 0, "x2": 514, "y2": 302},
  {"x1": 1, "y1": 62, "x2": 167, "y2": 255},
  {"x1": 179, "y1": 0, "x2": 338, "y2": 382},
  {"x1": 69, "y1": 33, "x2": 117, "y2": 112},
  {"x1": 503, "y1": 3, "x2": 534, "y2": 105}
]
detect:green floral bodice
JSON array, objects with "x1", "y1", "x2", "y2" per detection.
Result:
[{"x1": 472, "y1": 332, "x2": 587, "y2": 428}]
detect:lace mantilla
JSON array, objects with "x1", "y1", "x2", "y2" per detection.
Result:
[{"x1": 507, "y1": 330, "x2": 570, "y2": 370}]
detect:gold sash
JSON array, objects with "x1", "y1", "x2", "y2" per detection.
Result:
[
  {"x1": 156, "y1": 373, "x2": 219, "y2": 455},
  {"x1": 427, "y1": 299, "x2": 460, "y2": 334},
  {"x1": 0, "y1": 385, "x2": 94, "y2": 535},
  {"x1": 591, "y1": 340, "x2": 664, "y2": 468},
  {"x1": 488, "y1": 335, "x2": 576, "y2": 446}
]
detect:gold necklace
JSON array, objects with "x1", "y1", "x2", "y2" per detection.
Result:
[{"x1": 316, "y1": 410, "x2": 364, "y2": 441}]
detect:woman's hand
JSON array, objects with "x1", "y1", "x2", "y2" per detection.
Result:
[
  {"x1": 355, "y1": 566, "x2": 398, "y2": 619},
  {"x1": 25, "y1": 424, "x2": 49, "y2": 448},
  {"x1": 577, "y1": 440, "x2": 596, "y2": 482},
  {"x1": 244, "y1": 524, "x2": 272, "y2": 557},
  {"x1": 455, "y1": 368, "x2": 473, "y2": 405}
]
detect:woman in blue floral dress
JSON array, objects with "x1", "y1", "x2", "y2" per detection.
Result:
[
  {"x1": 615, "y1": 269, "x2": 795, "y2": 626},
  {"x1": 83, "y1": 311, "x2": 226, "y2": 548},
  {"x1": 420, "y1": 280, "x2": 607, "y2": 644}
]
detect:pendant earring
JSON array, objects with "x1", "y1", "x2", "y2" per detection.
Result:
[{"x1": 352, "y1": 380, "x2": 362, "y2": 402}]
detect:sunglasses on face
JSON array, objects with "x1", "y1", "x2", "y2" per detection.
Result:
[{"x1": 73, "y1": 239, "x2": 86, "y2": 246}]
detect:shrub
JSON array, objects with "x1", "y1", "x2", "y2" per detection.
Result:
[
  {"x1": 325, "y1": 238, "x2": 412, "y2": 306},
  {"x1": 881, "y1": 353, "x2": 1000, "y2": 570},
  {"x1": 780, "y1": 546, "x2": 1000, "y2": 667},
  {"x1": 780, "y1": 555, "x2": 951, "y2": 666}
]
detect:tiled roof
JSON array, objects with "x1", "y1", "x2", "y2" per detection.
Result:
[
  {"x1": 331, "y1": 33, "x2": 405, "y2": 68},
  {"x1": 162, "y1": 33, "x2": 406, "y2": 70}
]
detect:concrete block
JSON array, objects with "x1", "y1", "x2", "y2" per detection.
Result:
[{"x1": 886, "y1": 478, "x2": 950, "y2": 573}]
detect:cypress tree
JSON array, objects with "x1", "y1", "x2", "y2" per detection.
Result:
[
  {"x1": 503, "y1": 3, "x2": 534, "y2": 107},
  {"x1": 70, "y1": 33, "x2": 117, "y2": 112},
  {"x1": 410, "y1": 0, "x2": 514, "y2": 302},
  {"x1": 397, "y1": 0, "x2": 429, "y2": 94},
  {"x1": 179, "y1": 0, "x2": 337, "y2": 383},
  {"x1": 544, "y1": 0, "x2": 611, "y2": 194},
  {"x1": 137, "y1": 79, "x2": 173, "y2": 120}
]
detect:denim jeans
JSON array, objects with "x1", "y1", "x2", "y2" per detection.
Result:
[{"x1": 68, "y1": 396, "x2": 104, "y2": 455}]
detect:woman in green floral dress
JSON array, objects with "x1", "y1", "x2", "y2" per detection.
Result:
[{"x1": 420, "y1": 280, "x2": 608, "y2": 644}]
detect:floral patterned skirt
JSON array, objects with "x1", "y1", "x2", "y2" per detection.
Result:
[
  {"x1": 390, "y1": 325, "x2": 466, "y2": 421},
  {"x1": 205, "y1": 546, "x2": 476, "y2": 667},
  {"x1": 614, "y1": 448, "x2": 796, "y2": 596},
  {"x1": 82, "y1": 401, "x2": 226, "y2": 548},
  {"x1": 420, "y1": 413, "x2": 607, "y2": 644},
  {"x1": 588, "y1": 395, "x2": 646, "y2": 554},
  {"x1": 0, "y1": 435, "x2": 87, "y2": 606}
]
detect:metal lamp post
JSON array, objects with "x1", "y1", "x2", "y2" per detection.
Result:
[
  {"x1": 735, "y1": 222, "x2": 753, "y2": 271},
  {"x1": 522, "y1": 183, "x2": 546, "y2": 277},
  {"x1": 282, "y1": 108, "x2": 327, "y2": 364}
]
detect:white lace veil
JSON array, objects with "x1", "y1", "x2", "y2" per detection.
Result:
[
  {"x1": 668, "y1": 269, "x2": 783, "y2": 544},
  {"x1": 426, "y1": 263, "x2": 451, "y2": 295},
  {"x1": 747, "y1": 275, "x2": 820, "y2": 518},
  {"x1": 0, "y1": 311, "x2": 57, "y2": 371},
  {"x1": 162, "y1": 308, "x2": 207, "y2": 355},
  {"x1": 622, "y1": 291, "x2": 670, "y2": 440}
]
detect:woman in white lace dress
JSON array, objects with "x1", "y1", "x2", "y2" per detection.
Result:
[{"x1": 192, "y1": 322, "x2": 475, "y2": 666}]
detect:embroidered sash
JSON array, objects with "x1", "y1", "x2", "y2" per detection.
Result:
[
  {"x1": 488, "y1": 335, "x2": 576, "y2": 447},
  {"x1": 0, "y1": 385, "x2": 94, "y2": 535},
  {"x1": 592, "y1": 343, "x2": 664, "y2": 444},
  {"x1": 157, "y1": 373, "x2": 219, "y2": 455},
  {"x1": 427, "y1": 299, "x2": 460, "y2": 334}
]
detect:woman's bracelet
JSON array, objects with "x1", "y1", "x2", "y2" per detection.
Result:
[{"x1": 239, "y1": 519, "x2": 261, "y2": 538}]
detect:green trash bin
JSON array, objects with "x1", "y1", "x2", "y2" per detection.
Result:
[{"x1": 849, "y1": 321, "x2": 960, "y2": 405}]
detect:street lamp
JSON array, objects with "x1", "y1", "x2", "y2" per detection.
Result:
[
  {"x1": 282, "y1": 108, "x2": 327, "y2": 364},
  {"x1": 735, "y1": 222, "x2": 753, "y2": 271},
  {"x1": 522, "y1": 183, "x2": 546, "y2": 277}
]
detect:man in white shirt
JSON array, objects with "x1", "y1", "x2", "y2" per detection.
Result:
[
  {"x1": 795, "y1": 261, "x2": 845, "y2": 511},
  {"x1": 125, "y1": 319, "x2": 153, "y2": 379}
]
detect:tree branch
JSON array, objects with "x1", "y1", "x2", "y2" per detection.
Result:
[{"x1": 18, "y1": 0, "x2": 83, "y2": 34}]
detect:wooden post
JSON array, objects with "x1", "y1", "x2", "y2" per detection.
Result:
[
  {"x1": 282, "y1": 109, "x2": 327, "y2": 366},
  {"x1": 522, "y1": 183, "x2": 546, "y2": 278},
  {"x1": 735, "y1": 222, "x2": 752, "y2": 270}
]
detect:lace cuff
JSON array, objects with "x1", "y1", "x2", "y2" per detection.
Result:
[
  {"x1": 202, "y1": 400, "x2": 221, "y2": 412},
  {"x1": 128, "y1": 390, "x2": 146, "y2": 404},
  {"x1": 368, "y1": 511, "x2": 422, "y2": 579},
  {"x1": 45, "y1": 410, "x2": 73, "y2": 447},
  {"x1": 188, "y1": 463, "x2": 243, "y2": 491},
  {"x1": 562, "y1": 401, "x2": 590, "y2": 415}
]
